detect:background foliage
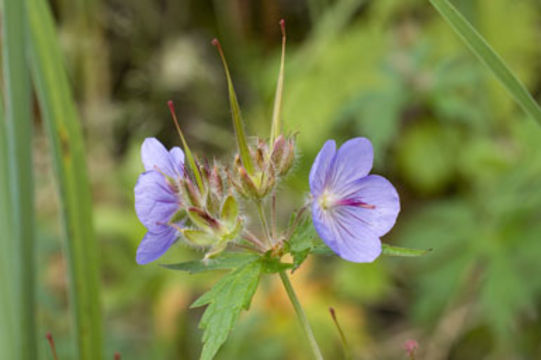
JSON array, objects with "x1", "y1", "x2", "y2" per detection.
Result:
[{"x1": 2, "y1": 0, "x2": 541, "y2": 359}]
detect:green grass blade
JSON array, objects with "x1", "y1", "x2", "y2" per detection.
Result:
[
  {"x1": 1, "y1": 0, "x2": 36, "y2": 358},
  {"x1": 26, "y1": 0, "x2": 103, "y2": 358},
  {"x1": 0, "y1": 94, "x2": 17, "y2": 360},
  {"x1": 429, "y1": 0, "x2": 541, "y2": 126}
]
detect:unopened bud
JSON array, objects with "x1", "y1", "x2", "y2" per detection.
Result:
[
  {"x1": 278, "y1": 138, "x2": 296, "y2": 176},
  {"x1": 210, "y1": 164, "x2": 224, "y2": 197},
  {"x1": 181, "y1": 178, "x2": 202, "y2": 208},
  {"x1": 237, "y1": 166, "x2": 259, "y2": 198}
]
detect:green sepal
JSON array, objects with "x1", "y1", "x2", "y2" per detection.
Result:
[
  {"x1": 220, "y1": 195, "x2": 238, "y2": 224},
  {"x1": 182, "y1": 229, "x2": 216, "y2": 246}
]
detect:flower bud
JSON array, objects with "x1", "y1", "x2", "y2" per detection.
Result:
[
  {"x1": 279, "y1": 137, "x2": 296, "y2": 176},
  {"x1": 181, "y1": 178, "x2": 202, "y2": 208},
  {"x1": 236, "y1": 166, "x2": 260, "y2": 198},
  {"x1": 210, "y1": 164, "x2": 224, "y2": 198},
  {"x1": 270, "y1": 135, "x2": 295, "y2": 176}
]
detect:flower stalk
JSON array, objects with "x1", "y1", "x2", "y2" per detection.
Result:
[{"x1": 279, "y1": 271, "x2": 324, "y2": 360}]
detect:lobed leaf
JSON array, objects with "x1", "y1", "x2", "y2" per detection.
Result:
[{"x1": 191, "y1": 260, "x2": 263, "y2": 360}]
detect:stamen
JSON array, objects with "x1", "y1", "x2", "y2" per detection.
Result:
[{"x1": 337, "y1": 198, "x2": 376, "y2": 209}]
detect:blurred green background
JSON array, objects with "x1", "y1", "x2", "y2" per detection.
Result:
[{"x1": 27, "y1": 0, "x2": 541, "y2": 358}]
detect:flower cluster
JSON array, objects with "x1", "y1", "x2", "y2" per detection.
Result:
[
  {"x1": 230, "y1": 135, "x2": 295, "y2": 199},
  {"x1": 133, "y1": 20, "x2": 400, "y2": 265}
]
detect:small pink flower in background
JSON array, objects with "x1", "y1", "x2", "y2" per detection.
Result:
[{"x1": 403, "y1": 339, "x2": 419, "y2": 359}]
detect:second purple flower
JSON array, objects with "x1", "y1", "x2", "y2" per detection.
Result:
[{"x1": 310, "y1": 137, "x2": 400, "y2": 263}]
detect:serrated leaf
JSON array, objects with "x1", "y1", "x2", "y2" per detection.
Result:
[
  {"x1": 191, "y1": 260, "x2": 262, "y2": 360},
  {"x1": 162, "y1": 252, "x2": 259, "y2": 274},
  {"x1": 287, "y1": 213, "x2": 317, "y2": 270}
]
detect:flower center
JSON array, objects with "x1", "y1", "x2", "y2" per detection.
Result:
[
  {"x1": 318, "y1": 189, "x2": 339, "y2": 210},
  {"x1": 318, "y1": 189, "x2": 376, "y2": 210}
]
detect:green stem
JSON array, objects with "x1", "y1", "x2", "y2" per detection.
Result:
[
  {"x1": 255, "y1": 200, "x2": 272, "y2": 247},
  {"x1": 279, "y1": 271, "x2": 324, "y2": 360}
]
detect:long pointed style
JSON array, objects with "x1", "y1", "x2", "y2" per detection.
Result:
[
  {"x1": 270, "y1": 19, "x2": 287, "y2": 145},
  {"x1": 2, "y1": 0, "x2": 36, "y2": 358},
  {"x1": 211, "y1": 38, "x2": 255, "y2": 175},
  {"x1": 168, "y1": 100, "x2": 204, "y2": 192}
]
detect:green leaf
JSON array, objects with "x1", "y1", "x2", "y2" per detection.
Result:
[
  {"x1": 26, "y1": 0, "x2": 103, "y2": 359},
  {"x1": 191, "y1": 260, "x2": 263, "y2": 360},
  {"x1": 260, "y1": 253, "x2": 293, "y2": 274},
  {"x1": 163, "y1": 252, "x2": 259, "y2": 274},
  {"x1": 429, "y1": 0, "x2": 541, "y2": 126},
  {"x1": 312, "y1": 243, "x2": 431, "y2": 258},
  {"x1": 381, "y1": 244, "x2": 432, "y2": 257},
  {"x1": 287, "y1": 214, "x2": 317, "y2": 270},
  {"x1": 0, "y1": 88, "x2": 16, "y2": 360},
  {"x1": 2, "y1": 0, "x2": 36, "y2": 358}
]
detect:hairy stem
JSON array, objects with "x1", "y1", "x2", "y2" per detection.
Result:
[
  {"x1": 255, "y1": 200, "x2": 272, "y2": 247},
  {"x1": 279, "y1": 271, "x2": 324, "y2": 360}
]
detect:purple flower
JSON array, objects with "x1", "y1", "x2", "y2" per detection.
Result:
[
  {"x1": 134, "y1": 138, "x2": 184, "y2": 264},
  {"x1": 309, "y1": 138, "x2": 400, "y2": 263}
]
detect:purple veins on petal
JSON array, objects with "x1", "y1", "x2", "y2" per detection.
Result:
[
  {"x1": 309, "y1": 137, "x2": 400, "y2": 263},
  {"x1": 136, "y1": 227, "x2": 179, "y2": 265},
  {"x1": 134, "y1": 171, "x2": 180, "y2": 233}
]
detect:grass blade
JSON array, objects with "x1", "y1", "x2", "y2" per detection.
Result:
[
  {"x1": 0, "y1": 94, "x2": 17, "y2": 360},
  {"x1": 429, "y1": 0, "x2": 541, "y2": 126},
  {"x1": 1, "y1": 0, "x2": 36, "y2": 358},
  {"x1": 26, "y1": 0, "x2": 103, "y2": 358}
]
